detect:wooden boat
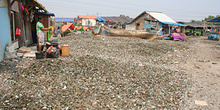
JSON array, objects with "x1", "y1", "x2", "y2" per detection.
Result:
[{"x1": 104, "y1": 26, "x2": 162, "y2": 39}]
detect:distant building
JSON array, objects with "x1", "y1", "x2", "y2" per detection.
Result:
[
  {"x1": 129, "y1": 11, "x2": 186, "y2": 35},
  {"x1": 76, "y1": 15, "x2": 97, "y2": 26},
  {"x1": 179, "y1": 21, "x2": 215, "y2": 36},
  {"x1": 55, "y1": 18, "x2": 75, "y2": 23}
]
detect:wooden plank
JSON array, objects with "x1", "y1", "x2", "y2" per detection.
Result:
[
  {"x1": 139, "y1": 19, "x2": 144, "y2": 30},
  {"x1": 28, "y1": 6, "x2": 34, "y2": 11},
  {"x1": 156, "y1": 22, "x2": 159, "y2": 30}
]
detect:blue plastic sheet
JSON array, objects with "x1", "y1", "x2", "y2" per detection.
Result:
[
  {"x1": 207, "y1": 17, "x2": 220, "y2": 23},
  {"x1": 96, "y1": 16, "x2": 106, "y2": 23},
  {"x1": 208, "y1": 34, "x2": 219, "y2": 40},
  {"x1": 161, "y1": 22, "x2": 187, "y2": 26}
]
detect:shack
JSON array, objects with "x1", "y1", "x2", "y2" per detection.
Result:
[
  {"x1": 0, "y1": 0, "x2": 54, "y2": 61},
  {"x1": 206, "y1": 16, "x2": 220, "y2": 41},
  {"x1": 128, "y1": 11, "x2": 186, "y2": 35},
  {"x1": 179, "y1": 22, "x2": 213, "y2": 36}
]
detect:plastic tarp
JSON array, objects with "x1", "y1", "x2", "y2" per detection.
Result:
[
  {"x1": 61, "y1": 23, "x2": 74, "y2": 32},
  {"x1": 96, "y1": 16, "x2": 106, "y2": 23},
  {"x1": 55, "y1": 18, "x2": 75, "y2": 23},
  {"x1": 206, "y1": 16, "x2": 220, "y2": 23},
  {"x1": 171, "y1": 33, "x2": 185, "y2": 40},
  {"x1": 162, "y1": 22, "x2": 187, "y2": 26},
  {"x1": 35, "y1": 12, "x2": 55, "y2": 16}
]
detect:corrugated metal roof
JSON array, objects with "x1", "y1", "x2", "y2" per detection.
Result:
[
  {"x1": 101, "y1": 16, "x2": 133, "y2": 23},
  {"x1": 78, "y1": 15, "x2": 97, "y2": 19},
  {"x1": 132, "y1": 11, "x2": 176, "y2": 24},
  {"x1": 146, "y1": 11, "x2": 176, "y2": 23},
  {"x1": 34, "y1": 0, "x2": 49, "y2": 13},
  {"x1": 35, "y1": 12, "x2": 55, "y2": 16},
  {"x1": 207, "y1": 16, "x2": 220, "y2": 23}
]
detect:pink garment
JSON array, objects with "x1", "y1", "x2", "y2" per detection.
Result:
[
  {"x1": 19, "y1": 3, "x2": 24, "y2": 12},
  {"x1": 19, "y1": 3, "x2": 24, "y2": 18}
]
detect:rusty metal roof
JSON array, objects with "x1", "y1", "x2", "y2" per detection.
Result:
[
  {"x1": 101, "y1": 16, "x2": 133, "y2": 23},
  {"x1": 78, "y1": 15, "x2": 97, "y2": 19}
]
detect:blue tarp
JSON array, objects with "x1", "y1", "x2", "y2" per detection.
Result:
[
  {"x1": 208, "y1": 34, "x2": 219, "y2": 40},
  {"x1": 55, "y1": 18, "x2": 75, "y2": 23},
  {"x1": 35, "y1": 12, "x2": 55, "y2": 16},
  {"x1": 207, "y1": 16, "x2": 220, "y2": 23},
  {"x1": 161, "y1": 22, "x2": 187, "y2": 26},
  {"x1": 96, "y1": 16, "x2": 106, "y2": 23}
]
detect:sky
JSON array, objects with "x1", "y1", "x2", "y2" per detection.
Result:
[{"x1": 38, "y1": 0, "x2": 220, "y2": 22}]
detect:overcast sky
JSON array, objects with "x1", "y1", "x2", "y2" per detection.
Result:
[{"x1": 38, "y1": 0, "x2": 220, "y2": 22}]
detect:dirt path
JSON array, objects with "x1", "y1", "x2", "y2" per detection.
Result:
[{"x1": 186, "y1": 36, "x2": 220, "y2": 109}]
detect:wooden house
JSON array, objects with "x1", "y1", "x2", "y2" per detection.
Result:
[{"x1": 128, "y1": 11, "x2": 186, "y2": 35}]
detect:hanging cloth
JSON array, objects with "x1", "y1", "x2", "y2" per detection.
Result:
[{"x1": 19, "y1": 3, "x2": 24, "y2": 18}]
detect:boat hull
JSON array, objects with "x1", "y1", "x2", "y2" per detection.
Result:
[{"x1": 104, "y1": 27, "x2": 160, "y2": 39}]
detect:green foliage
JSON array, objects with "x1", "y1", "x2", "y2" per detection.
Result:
[
  {"x1": 191, "y1": 15, "x2": 220, "y2": 22},
  {"x1": 120, "y1": 14, "x2": 130, "y2": 18},
  {"x1": 204, "y1": 15, "x2": 216, "y2": 21}
]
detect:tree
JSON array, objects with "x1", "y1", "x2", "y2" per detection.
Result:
[
  {"x1": 191, "y1": 20, "x2": 196, "y2": 22},
  {"x1": 191, "y1": 20, "x2": 201, "y2": 22},
  {"x1": 204, "y1": 15, "x2": 215, "y2": 21},
  {"x1": 191, "y1": 15, "x2": 220, "y2": 22},
  {"x1": 120, "y1": 14, "x2": 130, "y2": 18}
]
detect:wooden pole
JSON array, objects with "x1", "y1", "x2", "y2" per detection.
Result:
[
  {"x1": 169, "y1": 24, "x2": 170, "y2": 34},
  {"x1": 156, "y1": 22, "x2": 159, "y2": 30},
  {"x1": 218, "y1": 24, "x2": 220, "y2": 42}
]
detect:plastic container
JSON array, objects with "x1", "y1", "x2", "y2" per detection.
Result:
[
  {"x1": 62, "y1": 45, "x2": 69, "y2": 56},
  {"x1": 35, "y1": 52, "x2": 44, "y2": 59}
]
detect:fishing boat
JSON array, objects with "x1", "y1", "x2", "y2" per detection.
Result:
[{"x1": 104, "y1": 26, "x2": 162, "y2": 39}]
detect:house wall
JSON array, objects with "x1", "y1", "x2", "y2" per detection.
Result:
[
  {"x1": 24, "y1": 20, "x2": 33, "y2": 45},
  {"x1": 76, "y1": 19, "x2": 82, "y2": 25},
  {"x1": 82, "y1": 19, "x2": 96, "y2": 26},
  {"x1": 0, "y1": 0, "x2": 8, "y2": 7},
  {"x1": 126, "y1": 25, "x2": 136, "y2": 30},
  {"x1": 15, "y1": 12, "x2": 25, "y2": 47},
  {"x1": 130, "y1": 13, "x2": 157, "y2": 30},
  {"x1": 158, "y1": 22, "x2": 163, "y2": 35},
  {"x1": 0, "y1": 7, "x2": 11, "y2": 61}
]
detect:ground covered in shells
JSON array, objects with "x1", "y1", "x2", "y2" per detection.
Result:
[{"x1": 1, "y1": 35, "x2": 195, "y2": 109}]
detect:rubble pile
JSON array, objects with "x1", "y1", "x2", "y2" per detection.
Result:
[{"x1": 1, "y1": 35, "x2": 194, "y2": 109}]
